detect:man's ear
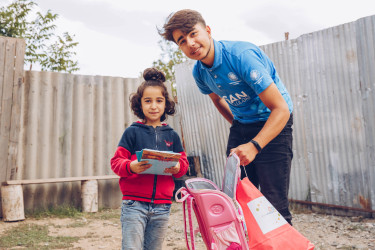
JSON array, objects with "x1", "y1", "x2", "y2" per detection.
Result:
[
  {"x1": 206, "y1": 25, "x2": 211, "y2": 38},
  {"x1": 206, "y1": 25, "x2": 212, "y2": 38}
]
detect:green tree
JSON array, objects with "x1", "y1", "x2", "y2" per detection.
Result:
[
  {"x1": 0, "y1": 0, "x2": 35, "y2": 37},
  {"x1": 152, "y1": 39, "x2": 188, "y2": 98},
  {"x1": 25, "y1": 10, "x2": 57, "y2": 70},
  {"x1": 40, "y1": 32, "x2": 79, "y2": 72},
  {"x1": 0, "y1": 0, "x2": 79, "y2": 73}
]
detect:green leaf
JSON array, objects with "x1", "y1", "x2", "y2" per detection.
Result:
[
  {"x1": 151, "y1": 40, "x2": 188, "y2": 97},
  {"x1": 1, "y1": 0, "x2": 79, "y2": 73}
]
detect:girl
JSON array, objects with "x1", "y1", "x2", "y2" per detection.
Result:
[{"x1": 110, "y1": 68, "x2": 189, "y2": 250}]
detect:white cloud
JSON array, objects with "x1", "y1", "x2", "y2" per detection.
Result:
[
  {"x1": 2, "y1": 0, "x2": 374, "y2": 77},
  {"x1": 53, "y1": 17, "x2": 161, "y2": 78}
]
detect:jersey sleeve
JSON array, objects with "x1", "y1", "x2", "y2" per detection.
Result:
[
  {"x1": 193, "y1": 63, "x2": 213, "y2": 95},
  {"x1": 237, "y1": 49, "x2": 274, "y2": 95}
]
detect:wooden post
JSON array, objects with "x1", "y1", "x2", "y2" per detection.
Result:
[
  {"x1": 0, "y1": 37, "x2": 26, "y2": 218},
  {"x1": 285, "y1": 32, "x2": 289, "y2": 41},
  {"x1": 81, "y1": 180, "x2": 98, "y2": 212},
  {"x1": 194, "y1": 156, "x2": 203, "y2": 177},
  {"x1": 8, "y1": 38, "x2": 26, "y2": 180},
  {"x1": 1, "y1": 185, "x2": 25, "y2": 221}
]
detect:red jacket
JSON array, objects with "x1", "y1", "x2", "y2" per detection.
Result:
[{"x1": 110, "y1": 122, "x2": 188, "y2": 204}]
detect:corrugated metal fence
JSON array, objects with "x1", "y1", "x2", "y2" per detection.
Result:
[
  {"x1": 0, "y1": 52, "x2": 181, "y2": 215},
  {"x1": 175, "y1": 15, "x2": 375, "y2": 216},
  {"x1": 0, "y1": 60, "x2": 145, "y2": 214},
  {"x1": 18, "y1": 71, "x2": 142, "y2": 211},
  {"x1": 1, "y1": 36, "x2": 181, "y2": 215}
]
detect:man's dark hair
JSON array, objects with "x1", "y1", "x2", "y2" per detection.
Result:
[
  {"x1": 159, "y1": 9, "x2": 206, "y2": 43},
  {"x1": 130, "y1": 68, "x2": 175, "y2": 122}
]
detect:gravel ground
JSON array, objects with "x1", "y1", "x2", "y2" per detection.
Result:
[
  {"x1": 290, "y1": 212, "x2": 374, "y2": 250},
  {"x1": 1, "y1": 202, "x2": 374, "y2": 249},
  {"x1": 164, "y1": 202, "x2": 375, "y2": 250}
]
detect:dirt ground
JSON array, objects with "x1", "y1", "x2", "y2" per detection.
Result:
[{"x1": 1, "y1": 202, "x2": 374, "y2": 250}]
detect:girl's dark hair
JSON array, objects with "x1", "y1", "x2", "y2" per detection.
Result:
[
  {"x1": 130, "y1": 68, "x2": 176, "y2": 122},
  {"x1": 159, "y1": 9, "x2": 206, "y2": 43}
]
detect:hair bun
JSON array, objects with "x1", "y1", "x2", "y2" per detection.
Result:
[{"x1": 143, "y1": 68, "x2": 166, "y2": 82}]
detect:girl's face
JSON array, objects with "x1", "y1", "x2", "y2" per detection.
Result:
[{"x1": 141, "y1": 86, "x2": 166, "y2": 127}]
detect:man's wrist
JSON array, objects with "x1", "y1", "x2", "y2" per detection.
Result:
[{"x1": 250, "y1": 139, "x2": 262, "y2": 154}]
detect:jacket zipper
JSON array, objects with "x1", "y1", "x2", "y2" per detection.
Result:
[
  {"x1": 151, "y1": 127, "x2": 158, "y2": 203},
  {"x1": 151, "y1": 175, "x2": 158, "y2": 204},
  {"x1": 155, "y1": 127, "x2": 158, "y2": 150}
]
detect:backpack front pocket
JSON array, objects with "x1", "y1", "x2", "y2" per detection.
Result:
[{"x1": 211, "y1": 221, "x2": 242, "y2": 250}]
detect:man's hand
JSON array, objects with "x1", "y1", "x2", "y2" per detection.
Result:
[
  {"x1": 230, "y1": 142, "x2": 258, "y2": 166},
  {"x1": 164, "y1": 162, "x2": 180, "y2": 175},
  {"x1": 130, "y1": 160, "x2": 151, "y2": 174}
]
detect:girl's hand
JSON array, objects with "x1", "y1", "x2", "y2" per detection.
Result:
[
  {"x1": 164, "y1": 162, "x2": 180, "y2": 175},
  {"x1": 130, "y1": 160, "x2": 151, "y2": 174}
]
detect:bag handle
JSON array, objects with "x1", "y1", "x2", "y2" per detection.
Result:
[
  {"x1": 175, "y1": 187, "x2": 190, "y2": 202},
  {"x1": 187, "y1": 195, "x2": 196, "y2": 250},
  {"x1": 181, "y1": 194, "x2": 197, "y2": 250},
  {"x1": 241, "y1": 164, "x2": 249, "y2": 179},
  {"x1": 177, "y1": 187, "x2": 197, "y2": 250}
]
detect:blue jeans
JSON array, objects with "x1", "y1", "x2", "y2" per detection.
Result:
[
  {"x1": 120, "y1": 200, "x2": 171, "y2": 250},
  {"x1": 226, "y1": 114, "x2": 293, "y2": 224}
]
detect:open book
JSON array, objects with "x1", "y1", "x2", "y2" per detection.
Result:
[{"x1": 136, "y1": 149, "x2": 181, "y2": 175}]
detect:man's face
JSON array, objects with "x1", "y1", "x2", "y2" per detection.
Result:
[{"x1": 172, "y1": 23, "x2": 214, "y2": 66}]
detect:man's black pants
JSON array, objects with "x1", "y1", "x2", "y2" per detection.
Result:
[{"x1": 226, "y1": 114, "x2": 293, "y2": 224}]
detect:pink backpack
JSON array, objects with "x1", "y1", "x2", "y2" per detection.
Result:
[{"x1": 175, "y1": 154, "x2": 249, "y2": 250}]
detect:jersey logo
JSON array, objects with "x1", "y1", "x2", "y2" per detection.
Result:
[
  {"x1": 227, "y1": 72, "x2": 241, "y2": 85},
  {"x1": 223, "y1": 91, "x2": 250, "y2": 106},
  {"x1": 228, "y1": 72, "x2": 238, "y2": 81},
  {"x1": 250, "y1": 70, "x2": 263, "y2": 84},
  {"x1": 164, "y1": 140, "x2": 173, "y2": 147}
]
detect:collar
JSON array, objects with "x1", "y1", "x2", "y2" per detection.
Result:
[
  {"x1": 198, "y1": 39, "x2": 222, "y2": 71},
  {"x1": 135, "y1": 121, "x2": 168, "y2": 127}
]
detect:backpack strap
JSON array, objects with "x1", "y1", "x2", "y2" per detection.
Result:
[
  {"x1": 176, "y1": 187, "x2": 196, "y2": 250},
  {"x1": 186, "y1": 194, "x2": 196, "y2": 250}
]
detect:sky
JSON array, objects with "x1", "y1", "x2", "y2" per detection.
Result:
[{"x1": 2, "y1": 0, "x2": 374, "y2": 78}]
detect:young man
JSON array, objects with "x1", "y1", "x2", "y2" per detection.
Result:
[{"x1": 159, "y1": 9, "x2": 294, "y2": 224}]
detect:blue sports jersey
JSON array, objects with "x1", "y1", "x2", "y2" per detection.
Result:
[{"x1": 193, "y1": 40, "x2": 293, "y2": 123}]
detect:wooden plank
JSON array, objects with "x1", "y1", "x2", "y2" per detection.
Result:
[
  {"x1": 0, "y1": 37, "x2": 6, "y2": 111},
  {"x1": 0, "y1": 37, "x2": 7, "y2": 219},
  {"x1": 7, "y1": 38, "x2": 26, "y2": 180},
  {"x1": 0, "y1": 38, "x2": 16, "y2": 183},
  {"x1": 0, "y1": 37, "x2": 7, "y2": 186},
  {"x1": 3, "y1": 175, "x2": 119, "y2": 185}
]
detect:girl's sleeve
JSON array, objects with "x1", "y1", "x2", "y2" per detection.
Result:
[
  {"x1": 110, "y1": 129, "x2": 135, "y2": 177},
  {"x1": 173, "y1": 151, "x2": 189, "y2": 178},
  {"x1": 110, "y1": 146, "x2": 134, "y2": 177},
  {"x1": 172, "y1": 131, "x2": 189, "y2": 178}
]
